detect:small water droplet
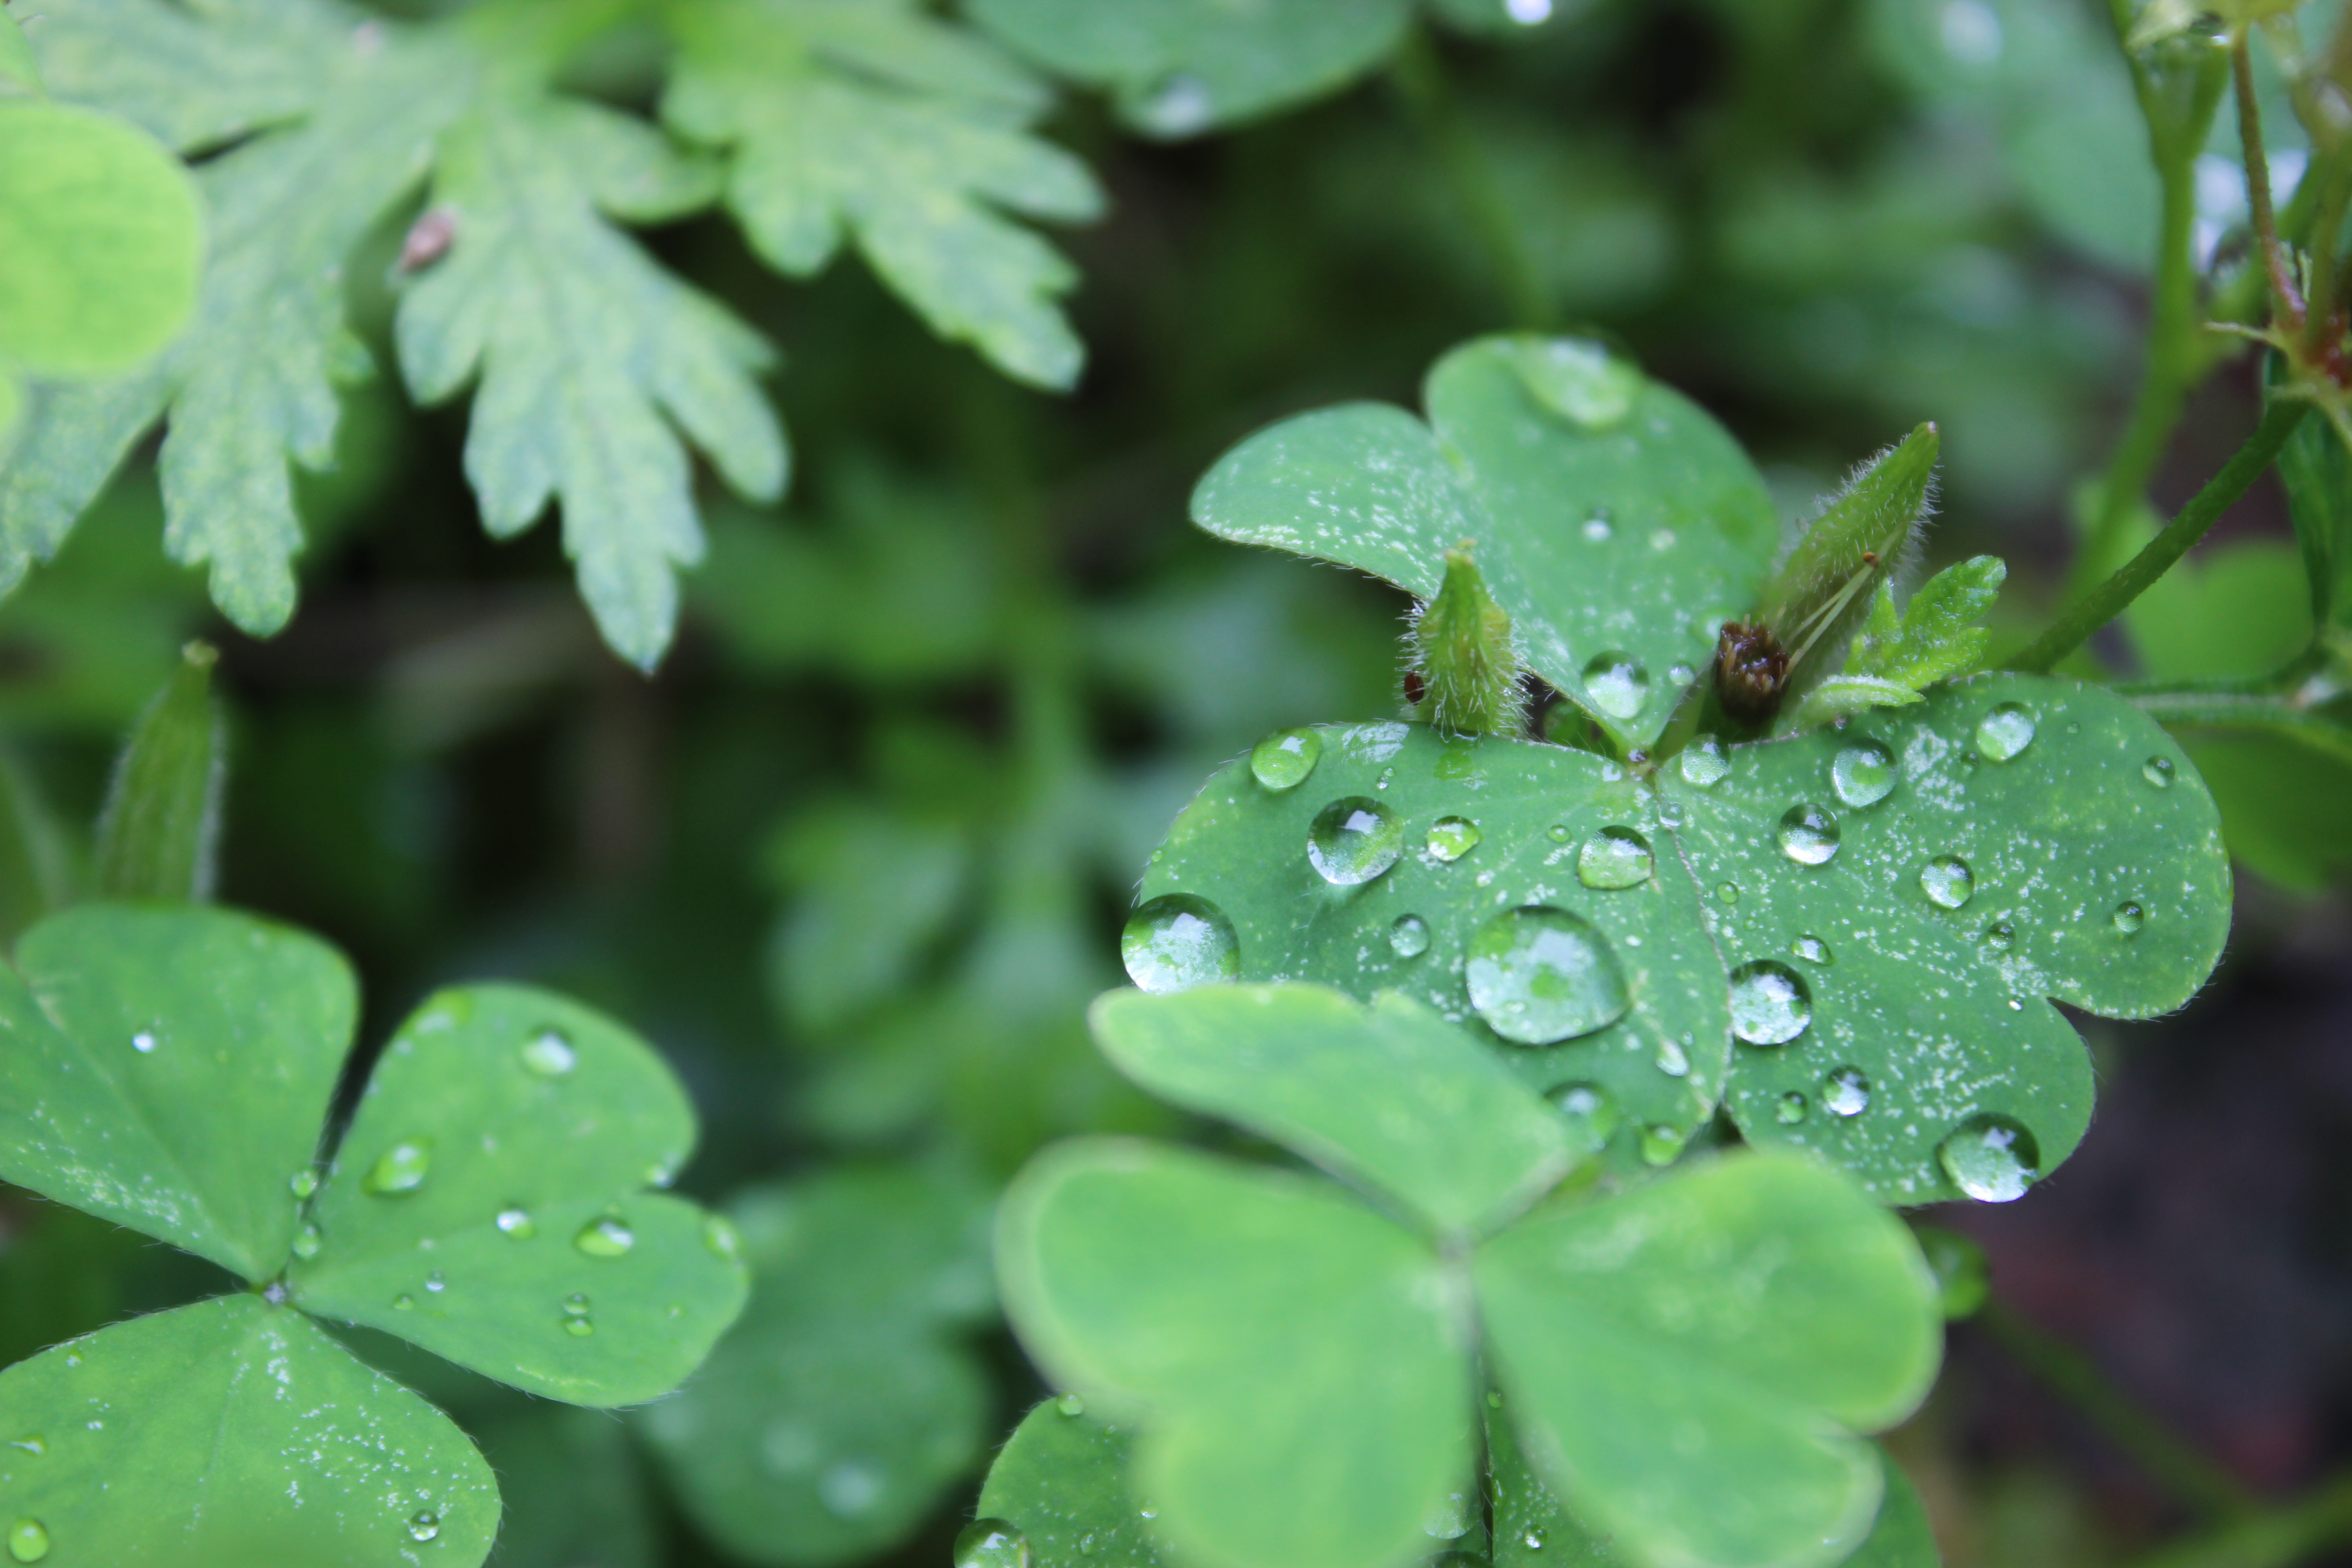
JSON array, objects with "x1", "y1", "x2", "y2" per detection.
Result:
[
  {"x1": 1669, "y1": 662, "x2": 1696, "y2": 685},
  {"x1": 1576, "y1": 827, "x2": 1654, "y2": 890},
  {"x1": 1655, "y1": 1037, "x2": 1690, "y2": 1077},
  {"x1": 704, "y1": 1215, "x2": 741, "y2": 1259},
  {"x1": 1938, "y1": 1114, "x2": 2040, "y2": 1201},
  {"x1": 1679, "y1": 739, "x2": 1730, "y2": 786},
  {"x1": 131, "y1": 1031, "x2": 156, "y2": 1055},
  {"x1": 2142, "y1": 756, "x2": 2176, "y2": 788},
  {"x1": 1831, "y1": 742, "x2": 1896, "y2": 807},
  {"x1": 424, "y1": 1271, "x2": 446, "y2": 1294},
  {"x1": 563, "y1": 1292, "x2": 590, "y2": 1315},
  {"x1": 1822, "y1": 1067, "x2": 1871, "y2": 1117},
  {"x1": 1389, "y1": 915, "x2": 1431, "y2": 958},
  {"x1": 1056, "y1": 1393, "x2": 1086, "y2": 1417},
  {"x1": 1921, "y1": 856, "x2": 1975, "y2": 909},
  {"x1": 4, "y1": 1438, "x2": 42, "y2": 1457},
  {"x1": 1580, "y1": 652, "x2": 1650, "y2": 720},
  {"x1": 1121, "y1": 894, "x2": 1241, "y2": 992},
  {"x1": 1776, "y1": 803, "x2": 1841, "y2": 866},
  {"x1": 521, "y1": 1030, "x2": 578, "y2": 1077},
  {"x1": 1583, "y1": 514, "x2": 1613, "y2": 541},
  {"x1": 407, "y1": 1510, "x2": 441, "y2": 1543},
  {"x1": 1716, "y1": 881, "x2": 1740, "y2": 904},
  {"x1": 1308, "y1": 797, "x2": 1406, "y2": 885},
  {"x1": 1135, "y1": 71, "x2": 1213, "y2": 136},
  {"x1": 1421, "y1": 1491, "x2": 1471, "y2": 1539},
  {"x1": 820, "y1": 1460, "x2": 885, "y2": 1518},
  {"x1": 1982, "y1": 920, "x2": 2014, "y2": 951},
  {"x1": 1250, "y1": 728, "x2": 1322, "y2": 790},
  {"x1": 496, "y1": 1206, "x2": 535, "y2": 1239},
  {"x1": 1550, "y1": 1082, "x2": 1619, "y2": 1147},
  {"x1": 292, "y1": 1224, "x2": 323, "y2": 1260},
  {"x1": 564, "y1": 1314, "x2": 595, "y2": 1337},
  {"x1": 1658, "y1": 799, "x2": 1686, "y2": 829},
  {"x1": 1427, "y1": 816, "x2": 1482, "y2": 862},
  {"x1": 1466, "y1": 907, "x2": 1632, "y2": 1044},
  {"x1": 7, "y1": 1519, "x2": 49, "y2": 1563},
  {"x1": 1975, "y1": 703, "x2": 2037, "y2": 762},
  {"x1": 957, "y1": 1519, "x2": 1032, "y2": 1568},
  {"x1": 393, "y1": 1294, "x2": 415, "y2": 1311},
  {"x1": 1545, "y1": 823, "x2": 1572, "y2": 842},
  {"x1": 1729, "y1": 959, "x2": 1814, "y2": 1047},
  {"x1": 2112, "y1": 900, "x2": 2146, "y2": 935},
  {"x1": 1639, "y1": 1124, "x2": 1686, "y2": 1166},
  {"x1": 1375, "y1": 766, "x2": 1396, "y2": 790},
  {"x1": 1523, "y1": 1528, "x2": 1548, "y2": 1550},
  {"x1": 289, "y1": 1169, "x2": 318, "y2": 1200},
  {"x1": 1775, "y1": 1092, "x2": 1808, "y2": 1125},
  {"x1": 363, "y1": 1141, "x2": 431, "y2": 1196},
  {"x1": 575, "y1": 1217, "x2": 636, "y2": 1258},
  {"x1": 1793, "y1": 934, "x2": 1833, "y2": 965}
]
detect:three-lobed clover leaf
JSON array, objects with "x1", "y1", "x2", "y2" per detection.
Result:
[
  {"x1": 1189, "y1": 333, "x2": 1780, "y2": 749},
  {"x1": 995, "y1": 983, "x2": 1942, "y2": 1568},
  {"x1": 0, "y1": 902, "x2": 748, "y2": 1565}
]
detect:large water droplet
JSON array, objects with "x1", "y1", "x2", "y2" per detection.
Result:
[
  {"x1": 292, "y1": 1224, "x2": 323, "y2": 1261},
  {"x1": 1938, "y1": 1114, "x2": 2040, "y2": 1201},
  {"x1": 1426, "y1": 816, "x2": 1481, "y2": 862},
  {"x1": 1975, "y1": 703, "x2": 2036, "y2": 762},
  {"x1": 1639, "y1": 1124, "x2": 1686, "y2": 1166},
  {"x1": 1390, "y1": 915, "x2": 1431, "y2": 958},
  {"x1": 1729, "y1": 961, "x2": 1812, "y2": 1046},
  {"x1": 1822, "y1": 1067, "x2": 1871, "y2": 1118},
  {"x1": 1920, "y1": 856, "x2": 1975, "y2": 909},
  {"x1": 1774, "y1": 1092, "x2": 1808, "y2": 1125},
  {"x1": 1831, "y1": 743, "x2": 1895, "y2": 807},
  {"x1": 1550, "y1": 1082, "x2": 1618, "y2": 1147},
  {"x1": 521, "y1": 1029, "x2": 577, "y2": 1078},
  {"x1": 1680, "y1": 739, "x2": 1730, "y2": 787},
  {"x1": 407, "y1": 1510, "x2": 441, "y2": 1544},
  {"x1": 1793, "y1": 934, "x2": 1833, "y2": 965},
  {"x1": 1121, "y1": 894, "x2": 1240, "y2": 992},
  {"x1": 8, "y1": 1519, "x2": 49, "y2": 1563},
  {"x1": 1509, "y1": 337, "x2": 1640, "y2": 427},
  {"x1": 363, "y1": 1141, "x2": 431, "y2": 1196},
  {"x1": 821, "y1": 1460, "x2": 885, "y2": 1519},
  {"x1": 575, "y1": 1217, "x2": 635, "y2": 1258},
  {"x1": 496, "y1": 1206, "x2": 535, "y2": 1240},
  {"x1": 1580, "y1": 652, "x2": 1650, "y2": 720},
  {"x1": 289, "y1": 1169, "x2": 318, "y2": 1200},
  {"x1": 1465, "y1": 907, "x2": 1631, "y2": 1044},
  {"x1": 1421, "y1": 1491, "x2": 1471, "y2": 1539},
  {"x1": 956, "y1": 1519, "x2": 1032, "y2": 1568},
  {"x1": 2142, "y1": 755, "x2": 2175, "y2": 789},
  {"x1": 1250, "y1": 728, "x2": 1322, "y2": 790},
  {"x1": 1776, "y1": 804, "x2": 1841, "y2": 866},
  {"x1": 1307, "y1": 797, "x2": 1405, "y2": 885},
  {"x1": 1576, "y1": 827, "x2": 1653, "y2": 890},
  {"x1": 2112, "y1": 900, "x2": 2146, "y2": 935}
]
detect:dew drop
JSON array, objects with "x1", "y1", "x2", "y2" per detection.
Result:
[
  {"x1": 1121, "y1": 894, "x2": 1240, "y2": 993},
  {"x1": 521, "y1": 1030, "x2": 578, "y2": 1077},
  {"x1": 1776, "y1": 803, "x2": 1841, "y2": 866},
  {"x1": 2112, "y1": 900, "x2": 2146, "y2": 935},
  {"x1": 1250, "y1": 728, "x2": 1322, "y2": 790},
  {"x1": 1576, "y1": 827, "x2": 1654, "y2": 890},
  {"x1": 496, "y1": 1206, "x2": 535, "y2": 1239},
  {"x1": 1549, "y1": 1082, "x2": 1619, "y2": 1147},
  {"x1": 563, "y1": 1292, "x2": 590, "y2": 1315},
  {"x1": 292, "y1": 1224, "x2": 323, "y2": 1261},
  {"x1": 704, "y1": 1215, "x2": 741, "y2": 1259},
  {"x1": 1655, "y1": 1037, "x2": 1690, "y2": 1078},
  {"x1": 1774, "y1": 1092, "x2": 1808, "y2": 1125},
  {"x1": 1639, "y1": 1124, "x2": 1686, "y2": 1166},
  {"x1": 1938, "y1": 1113, "x2": 2040, "y2": 1201},
  {"x1": 1545, "y1": 823, "x2": 1572, "y2": 843},
  {"x1": 1975, "y1": 703, "x2": 2037, "y2": 762},
  {"x1": 1728, "y1": 961, "x2": 1813, "y2": 1046},
  {"x1": 1389, "y1": 915, "x2": 1431, "y2": 958},
  {"x1": 575, "y1": 1217, "x2": 636, "y2": 1258},
  {"x1": 1583, "y1": 514, "x2": 1612, "y2": 541},
  {"x1": 1375, "y1": 765, "x2": 1396, "y2": 790},
  {"x1": 1982, "y1": 920, "x2": 2014, "y2": 951},
  {"x1": 1669, "y1": 662, "x2": 1696, "y2": 685},
  {"x1": 1056, "y1": 1392, "x2": 1086, "y2": 1417},
  {"x1": 1822, "y1": 1067, "x2": 1871, "y2": 1118},
  {"x1": 1465, "y1": 907, "x2": 1631, "y2": 1044},
  {"x1": 1920, "y1": 856, "x2": 1975, "y2": 909},
  {"x1": 1716, "y1": 881, "x2": 1740, "y2": 904},
  {"x1": 131, "y1": 1031, "x2": 156, "y2": 1055},
  {"x1": 363, "y1": 1140, "x2": 431, "y2": 1196},
  {"x1": 2142, "y1": 756, "x2": 2175, "y2": 788},
  {"x1": 4, "y1": 1438, "x2": 42, "y2": 1457},
  {"x1": 1793, "y1": 934, "x2": 1833, "y2": 965},
  {"x1": 821, "y1": 1460, "x2": 885, "y2": 1519},
  {"x1": 7, "y1": 1519, "x2": 48, "y2": 1563},
  {"x1": 1831, "y1": 742, "x2": 1896, "y2": 807},
  {"x1": 289, "y1": 1169, "x2": 318, "y2": 1200},
  {"x1": 1135, "y1": 71, "x2": 1213, "y2": 136},
  {"x1": 564, "y1": 1314, "x2": 595, "y2": 1337},
  {"x1": 1421, "y1": 1491, "x2": 1471, "y2": 1539},
  {"x1": 1523, "y1": 1529, "x2": 1548, "y2": 1550},
  {"x1": 393, "y1": 1294, "x2": 415, "y2": 1311},
  {"x1": 407, "y1": 1510, "x2": 441, "y2": 1544},
  {"x1": 956, "y1": 1519, "x2": 1032, "y2": 1568},
  {"x1": 1679, "y1": 739, "x2": 1730, "y2": 786},
  {"x1": 1580, "y1": 652, "x2": 1650, "y2": 720},
  {"x1": 1427, "y1": 816, "x2": 1482, "y2": 862},
  {"x1": 1307, "y1": 797, "x2": 1406, "y2": 885}
]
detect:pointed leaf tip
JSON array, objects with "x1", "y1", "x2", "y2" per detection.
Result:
[{"x1": 1412, "y1": 544, "x2": 1522, "y2": 737}]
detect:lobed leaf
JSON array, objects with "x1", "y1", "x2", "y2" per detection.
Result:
[{"x1": 975, "y1": 1400, "x2": 1174, "y2": 1568}]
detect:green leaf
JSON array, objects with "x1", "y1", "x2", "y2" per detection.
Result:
[
  {"x1": 1129, "y1": 722, "x2": 1732, "y2": 1162},
  {"x1": 0, "y1": 903, "x2": 353, "y2": 1282},
  {"x1": 1088, "y1": 985, "x2": 1573, "y2": 1239},
  {"x1": 0, "y1": 747, "x2": 73, "y2": 946},
  {"x1": 0, "y1": 8, "x2": 39, "y2": 95},
  {"x1": 1663, "y1": 674, "x2": 2230, "y2": 1200},
  {"x1": 396, "y1": 72, "x2": 786, "y2": 672},
  {"x1": 765, "y1": 799, "x2": 972, "y2": 1034},
  {"x1": 93, "y1": 640, "x2": 222, "y2": 901},
  {"x1": 0, "y1": 1294, "x2": 499, "y2": 1566},
  {"x1": 1190, "y1": 335, "x2": 1779, "y2": 746},
  {"x1": 0, "y1": 98, "x2": 201, "y2": 376},
  {"x1": 996, "y1": 1138, "x2": 1474, "y2": 1568},
  {"x1": 965, "y1": 0, "x2": 1410, "y2": 137},
  {"x1": 1475, "y1": 1152, "x2": 1942, "y2": 1568},
  {"x1": 2277, "y1": 407, "x2": 2351, "y2": 632},
  {"x1": 975, "y1": 1400, "x2": 1175, "y2": 1568},
  {"x1": 472, "y1": 1404, "x2": 657, "y2": 1568},
  {"x1": 289, "y1": 983, "x2": 749, "y2": 1405},
  {"x1": 1790, "y1": 556, "x2": 2005, "y2": 729},
  {"x1": 639, "y1": 1164, "x2": 995, "y2": 1566},
  {"x1": 665, "y1": 0, "x2": 1102, "y2": 390}
]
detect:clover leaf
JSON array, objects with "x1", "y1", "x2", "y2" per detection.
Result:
[
  {"x1": 0, "y1": 902, "x2": 748, "y2": 1564},
  {"x1": 1189, "y1": 334, "x2": 1779, "y2": 747},
  {"x1": 995, "y1": 983, "x2": 1942, "y2": 1568}
]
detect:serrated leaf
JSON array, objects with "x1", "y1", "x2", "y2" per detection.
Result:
[
  {"x1": 997, "y1": 1138, "x2": 1474, "y2": 1568},
  {"x1": 0, "y1": 1294, "x2": 499, "y2": 1567},
  {"x1": 1089, "y1": 985, "x2": 1573, "y2": 1239},
  {"x1": 966, "y1": 0, "x2": 1410, "y2": 137},
  {"x1": 639, "y1": 1164, "x2": 995, "y2": 1566},
  {"x1": 1790, "y1": 556, "x2": 2003, "y2": 729},
  {"x1": 1663, "y1": 674, "x2": 2230, "y2": 1201},
  {"x1": 0, "y1": 903, "x2": 353, "y2": 1282},
  {"x1": 1475, "y1": 1152, "x2": 1941, "y2": 1568},
  {"x1": 975, "y1": 1400, "x2": 1175, "y2": 1568},
  {"x1": 0, "y1": 98, "x2": 201, "y2": 376},
  {"x1": 1191, "y1": 336, "x2": 1779, "y2": 746},
  {"x1": 666, "y1": 0, "x2": 1102, "y2": 389},
  {"x1": 289, "y1": 983, "x2": 749, "y2": 1406},
  {"x1": 396, "y1": 78, "x2": 786, "y2": 670},
  {"x1": 1130, "y1": 722, "x2": 1732, "y2": 1161},
  {"x1": 93, "y1": 640, "x2": 223, "y2": 900}
]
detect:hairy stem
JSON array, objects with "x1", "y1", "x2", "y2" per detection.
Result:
[
  {"x1": 2127, "y1": 688, "x2": 2352, "y2": 764},
  {"x1": 2236, "y1": 34, "x2": 2305, "y2": 333},
  {"x1": 1389, "y1": 34, "x2": 1552, "y2": 333},
  {"x1": 2010, "y1": 400, "x2": 2309, "y2": 673}
]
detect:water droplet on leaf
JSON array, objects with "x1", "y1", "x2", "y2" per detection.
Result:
[
  {"x1": 292, "y1": 1224, "x2": 323, "y2": 1260},
  {"x1": 1729, "y1": 961, "x2": 1813, "y2": 1046},
  {"x1": 704, "y1": 1215, "x2": 741, "y2": 1259},
  {"x1": 407, "y1": 1510, "x2": 441, "y2": 1544},
  {"x1": 1822, "y1": 1067, "x2": 1871, "y2": 1117},
  {"x1": 1389, "y1": 915, "x2": 1430, "y2": 958},
  {"x1": 1582, "y1": 514, "x2": 1612, "y2": 541},
  {"x1": 1523, "y1": 1528, "x2": 1548, "y2": 1550},
  {"x1": 1465, "y1": 907, "x2": 1631, "y2": 1044},
  {"x1": 521, "y1": 1030, "x2": 577, "y2": 1077},
  {"x1": 2113, "y1": 900, "x2": 2146, "y2": 935},
  {"x1": 1793, "y1": 934, "x2": 1833, "y2": 965},
  {"x1": 1056, "y1": 1393, "x2": 1085, "y2": 1416},
  {"x1": 1938, "y1": 1114, "x2": 2039, "y2": 1201},
  {"x1": 575, "y1": 1217, "x2": 635, "y2": 1258},
  {"x1": 956, "y1": 1519, "x2": 1032, "y2": 1568},
  {"x1": 1716, "y1": 881, "x2": 1739, "y2": 904},
  {"x1": 131, "y1": 1032, "x2": 156, "y2": 1054},
  {"x1": 5, "y1": 1438, "x2": 42, "y2": 1457},
  {"x1": 1508, "y1": 336, "x2": 1640, "y2": 426},
  {"x1": 1576, "y1": 827, "x2": 1653, "y2": 889},
  {"x1": 496, "y1": 1206, "x2": 535, "y2": 1239},
  {"x1": 820, "y1": 1460, "x2": 884, "y2": 1518},
  {"x1": 393, "y1": 1294, "x2": 415, "y2": 1311},
  {"x1": 424, "y1": 1271, "x2": 446, "y2": 1294},
  {"x1": 1307, "y1": 797, "x2": 1405, "y2": 885},
  {"x1": 1639, "y1": 1124, "x2": 1686, "y2": 1165},
  {"x1": 1680, "y1": 739, "x2": 1729, "y2": 786},
  {"x1": 1550, "y1": 1082, "x2": 1618, "y2": 1147},
  {"x1": 1982, "y1": 920, "x2": 2014, "y2": 951},
  {"x1": 2142, "y1": 756, "x2": 2175, "y2": 788},
  {"x1": 1775, "y1": 1092, "x2": 1808, "y2": 1125},
  {"x1": 1655, "y1": 1037, "x2": 1690, "y2": 1077},
  {"x1": 1121, "y1": 894, "x2": 1240, "y2": 992},
  {"x1": 363, "y1": 1141, "x2": 431, "y2": 1196},
  {"x1": 1921, "y1": 856, "x2": 1975, "y2": 909},
  {"x1": 1135, "y1": 72, "x2": 1213, "y2": 136},
  {"x1": 1421, "y1": 1491, "x2": 1471, "y2": 1539},
  {"x1": 1776, "y1": 803, "x2": 1841, "y2": 865},
  {"x1": 1580, "y1": 652, "x2": 1649, "y2": 720},
  {"x1": 1427, "y1": 816, "x2": 1481, "y2": 862},
  {"x1": 289, "y1": 1170, "x2": 318, "y2": 1200},
  {"x1": 1831, "y1": 743, "x2": 1895, "y2": 807},
  {"x1": 1975, "y1": 703, "x2": 2036, "y2": 761},
  {"x1": 1250, "y1": 728, "x2": 1322, "y2": 790},
  {"x1": 7, "y1": 1519, "x2": 48, "y2": 1563}
]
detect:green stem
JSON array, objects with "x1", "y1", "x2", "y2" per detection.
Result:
[
  {"x1": 1980, "y1": 1303, "x2": 2260, "y2": 1523},
  {"x1": 2235, "y1": 35, "x2": 2304, "y2": 333},
  {"x1": 2009, "y1": 399, "x2": 2309, "y2": 673},
  {"x1": 2127, "y1": 689, "x2": 2352, "y2": 764},
  {"x1": 1389, "y1": 33, "x2": 1552, "y2": 333},
  {"x1": 2125, "y1": 1471, "x2": 2352, "y2": 1568}
]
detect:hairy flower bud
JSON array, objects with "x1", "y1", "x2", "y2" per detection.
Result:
[{"x1": 1410, "y1": 544, "x2": 1522, "y2": 736}]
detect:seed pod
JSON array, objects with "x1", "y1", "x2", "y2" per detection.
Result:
[{"x1": 1409, "y1": 543, "x2": 1522, "y2": 736}]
